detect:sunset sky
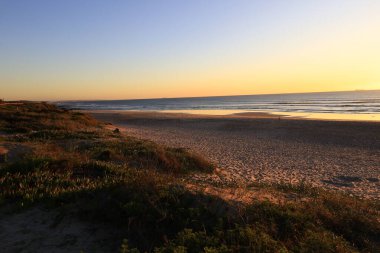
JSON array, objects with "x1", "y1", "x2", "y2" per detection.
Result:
[{"x1": 1, "y1": 0, "x2": 380, "y2": 101}]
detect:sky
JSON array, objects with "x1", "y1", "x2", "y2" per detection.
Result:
[{"x1": 1, "y1": 0, "x2": 380, "y2": 101}]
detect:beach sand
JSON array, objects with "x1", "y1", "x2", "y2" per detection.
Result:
[{"x1": 90, "y1": 111, "x2": 380, "y2": 199}]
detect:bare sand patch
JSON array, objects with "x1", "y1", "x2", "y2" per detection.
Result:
[{"x1": 90, "y1": 110, "x2": 380, "y2": 199}]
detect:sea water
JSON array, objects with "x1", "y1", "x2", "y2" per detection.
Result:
[{"x1": 57, "y1": 90, "x2": 380, "y2": 120}]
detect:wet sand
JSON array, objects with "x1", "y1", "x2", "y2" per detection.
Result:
[{"x1": 90, "y1": 111, "x2": 380, "y2": 199}]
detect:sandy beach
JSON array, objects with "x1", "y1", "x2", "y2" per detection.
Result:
[{"x1": 90, "y1": 111, "x2": 380, "y2": 199}]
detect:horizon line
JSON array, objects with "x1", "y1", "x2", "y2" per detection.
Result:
[{"x1": 50, "y1": 89, "x2": 380, "y2": 103}]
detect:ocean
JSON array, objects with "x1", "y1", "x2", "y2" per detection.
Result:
[{"x1": 57, "y1": 90, "x2": 380, "y2": 115}]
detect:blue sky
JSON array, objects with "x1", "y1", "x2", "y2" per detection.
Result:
[{"x1": 1, "y1": 0, "x2": 379, "y2": 100}]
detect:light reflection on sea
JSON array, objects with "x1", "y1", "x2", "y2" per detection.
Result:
[{"x1": 160, "y1": 109, "x2": 380, "y2": 121}]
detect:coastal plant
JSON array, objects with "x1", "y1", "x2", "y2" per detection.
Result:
[{"x1": 88, "y1": 139, "x2": 214, "y2": 174}]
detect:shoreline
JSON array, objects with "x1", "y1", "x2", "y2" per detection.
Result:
[
  {"x1": 89, "y1": 110, "x2": 380, "y2": 199},
  {"x1": 86, "y1": 109, "x2": 380, "y2": 122}
]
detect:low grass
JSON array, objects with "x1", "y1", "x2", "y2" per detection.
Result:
[
  {"x1": 0, "y1": 101, "x2": 99, "y2": 133},
  {"x1": 0, "y1": 102, "x2": 379, "y2": 252},
  {"x1": 88, "y1": 139, "x2": 213, "y2": 173}
]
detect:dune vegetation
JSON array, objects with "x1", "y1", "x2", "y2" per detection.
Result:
[{"x1": 0, "y1": 102, "x2": 379, "y2": 252}]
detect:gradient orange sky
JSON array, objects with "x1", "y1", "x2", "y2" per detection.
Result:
[{"x1": 1, "y1": 0, "x2": 380, "y2": 101}]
